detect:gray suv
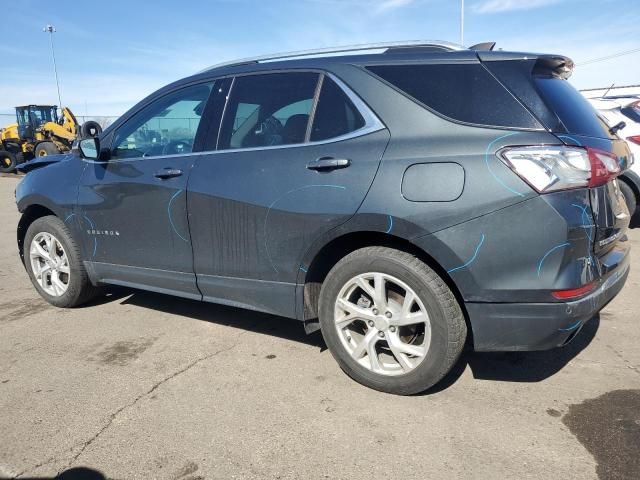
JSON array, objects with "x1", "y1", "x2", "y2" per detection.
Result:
[{"x1": 15, "y1": 41, "x2": 631, "y2": 394}]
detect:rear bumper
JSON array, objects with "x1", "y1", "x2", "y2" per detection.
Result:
[{"x1": 467, "y1": 245, "x2": 630, "y2": 352}]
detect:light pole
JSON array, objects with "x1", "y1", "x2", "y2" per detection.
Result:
[
  {"x1": 43, "y1": 24, "x2": 62, "y2": 109},
  {"x1": 460, "y1": 0, "x2": 465, "y2": 46}
]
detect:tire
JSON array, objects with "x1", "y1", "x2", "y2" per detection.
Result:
[
  {"x1": 81, "y1": 121, "x2": 102, "y2": 138},
  {"x1": 24, "y1": 216, "x2": 100, "y2": 307},
  {"x1": 619, "y1": 180, "x2": 637, "y2": 217},
  {"x1": 0, "y1": 150, "x2": 17, "y2": 173},
  {"x1": 319, "y1": 247, "x2": 467, "y2": 395},
  {"x1": 34, "y1": 142, "x2": 61, "y2": 157}
]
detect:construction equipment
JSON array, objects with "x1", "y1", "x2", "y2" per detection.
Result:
[{"x1": 0, "y1": 105, "x2": 101, "y2": 173}]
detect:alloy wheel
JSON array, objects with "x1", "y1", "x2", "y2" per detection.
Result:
[
  {"x1": 29, "y1": 232, "x2": 70, "y2": 297},
  {"x1": 334, "y1": 272, "x2": 432, "y2": 376}
]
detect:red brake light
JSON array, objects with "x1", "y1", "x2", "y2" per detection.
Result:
[
  {"x1": 552, "y1": 282, "x2": 596, "y2": 300},
  {"x1": 587, "y1": 147, "x2": 621, "y2": 188},
  {"x1": 627, "y1": 135, "x2": 640, "y2": 146}
]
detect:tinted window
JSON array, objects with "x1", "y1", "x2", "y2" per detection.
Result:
[
  {"x1": 621, "y1": 101, "x2": 640, "y2": 123},
  {"x1": 113, "y1": 83, "x2": 212, "y2": 159},
  {"x1": 534, "y1": 77, "x2": 611, "y2": 138},
  {"x1": 367, "y1": 63, "x2": 540, "y2": 129},
  {"x1": 219, "y1": 72, "x2": 319, "y2": 150},
  {"x1": 310, "y1": 78, "x2": 365, "y2": 141}
]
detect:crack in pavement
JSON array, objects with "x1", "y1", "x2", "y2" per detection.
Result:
[
  {"x1": 604, "y1": 343, "x2": 640, "y2": 376},
  {"x1": 13, "y1": 329, "x2": 252, "y2": 479},
  {"x1": 64, "y1": 331, "x2": 251, "y2": 473}
]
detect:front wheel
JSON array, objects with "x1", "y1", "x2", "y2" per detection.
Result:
[
  {"x1": 24, "y1": 216, "x2": 99, "y2": 307},
  {"x1": 319, "y1": 247, "x2": 467, "y2": 395},
  {"x1": 34, "y1": 142, "x2": 61, "y2": 157}
]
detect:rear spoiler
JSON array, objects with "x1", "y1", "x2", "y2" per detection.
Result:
[{"x1": 532, "y1": 55, "x2": 575, "y2": 80}]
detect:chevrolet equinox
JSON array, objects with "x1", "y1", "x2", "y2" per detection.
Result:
[{"x1": 15, "y1": 41, "x2": 632, "y2": 394}]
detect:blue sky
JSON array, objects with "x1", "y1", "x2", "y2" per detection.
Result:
[{"x1": 1, "y1": 0, "x2": 638, "y2": 116}]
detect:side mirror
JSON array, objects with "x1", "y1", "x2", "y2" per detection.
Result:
[{"x1": 78, "y1": 137, "x2": 100, "y2": 160}]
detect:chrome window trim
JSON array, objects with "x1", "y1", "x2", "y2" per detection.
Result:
[
  {"x1": 84, "y1": 71, "x2": 386, "y2": 164},
  {"x1": 213, "y1": 72, "x2": 385, "y2": 154}
]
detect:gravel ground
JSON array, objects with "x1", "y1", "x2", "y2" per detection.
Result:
[{"x1": 0, "y1": 174, "x2": 638, "y2": 480}]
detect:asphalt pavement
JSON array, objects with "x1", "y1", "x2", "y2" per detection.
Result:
[{"x1": 0, "y1": 174, "x2": 638, "y2": 480}]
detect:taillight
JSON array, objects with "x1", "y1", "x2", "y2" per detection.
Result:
[
  {"x1": 587, "y1": 147, "x2": 621, "y2": 187},
  {"x1": 628, "y1": 135, "x2": 640, "y2": 146},
  {"x1": 500, "y1": 146, "x2": 621, "y2": 193},
  {"x1": 551, "y1": 282, "x2": 596, "y2": 300}
]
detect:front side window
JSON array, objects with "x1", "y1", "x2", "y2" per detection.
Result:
[
  {"x1": 219, "y1": 72, "x2": 319, "y2": 150},
  {"x1": 112, "y1": 83, "x2": 212, "y2": 159}
]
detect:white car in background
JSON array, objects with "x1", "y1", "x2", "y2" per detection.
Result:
[{"x1": 588, "y1": 96, "x2": 640, "y2": 226}]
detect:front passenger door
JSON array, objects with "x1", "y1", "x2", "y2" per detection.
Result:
[{"x1": 77, "y1": 82, "x2": 214, "y2": 299}]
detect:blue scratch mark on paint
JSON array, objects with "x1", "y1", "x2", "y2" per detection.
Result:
[
  {"x1": 168, "y1": 190, "x2": 189, "y2": 242},
  {"x1": 299, "y1": 266, "x2": 308, "y2": 273},
  {"x1": 385, "y1": 215, "x2": 393, "y2": 234},
  {"x1": 537, "y1": 242, "x2": 570, "y2": 277},
  {"x1": 64, "y1": 213, "x2": 75, "y2": 223},
  {"x1": 558, "y1": 320, "x2": 582, "y2": 332},
  {"x1": 571, "y1": 203, "x2": 594, "y2": 243},
  {"x1": 264, "y1": 184, "x2": 347, "y2": 273},
  {"x1": 557, "y1": 135, "x2": 583, "y2": 146},
  {"x1": 484, "y1": 132, "x2": 525, "y2": 197},
  {"x1": 82, "y1": 215, "x2": 98, "y2": 258},
  {"x1": 447, "y1": 234, "x2": 486, "y2": 274}
]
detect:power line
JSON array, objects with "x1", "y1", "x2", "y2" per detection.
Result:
[{"x1": 577, "y1": 47, "x2": 640, "y2": 66}]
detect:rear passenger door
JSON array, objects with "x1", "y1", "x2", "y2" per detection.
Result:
[{"x1": 188, "y1": 71, "x2": 390, "y2": 317}]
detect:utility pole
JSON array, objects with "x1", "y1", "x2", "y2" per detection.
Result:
[
  {"x1": 460, "y1": 0, "x2": 465, "y2": 46},
  {"x1": 43, "y1": 24, "x2": 62, "y2": 109}
]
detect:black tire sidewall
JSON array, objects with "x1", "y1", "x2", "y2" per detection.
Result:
[
  {"x1": 319, "y1": 251, "x2": 459, "y2": 395},
  {"x1": 24, "y1": 216, "x2": 88, "y2": 307},
  {"x1": 0, "y1": 150, "x2": 16, "y2": 173},
  {"x1": 619, "y1": 180, "x2": 637, "y2": 216},
  {"x1": 34, "y1": 142, "x2": 58, "y2": 157}
]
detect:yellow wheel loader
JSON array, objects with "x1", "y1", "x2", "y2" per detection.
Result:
[{"x1": 0, "y1": 105, "x2": 102, "y2": 173}]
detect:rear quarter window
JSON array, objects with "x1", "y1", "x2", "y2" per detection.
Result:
[
  {"x1": 534, "y1": 77, "x2": 612, "y2": 139},
  {"x1": 366, "y1": 63, "x2": 541, "y2": 129}
]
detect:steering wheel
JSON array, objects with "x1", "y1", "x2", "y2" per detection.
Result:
[{"x1": 163, "y1": 139, "x2": 193, "y2": 155}]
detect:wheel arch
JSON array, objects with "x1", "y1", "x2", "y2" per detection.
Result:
[
  {"x1": 17, "y1": 204, "x2": 57, "y2": 263},
  {"x1": 298, "y1": 231, "x2": 470, "y2": 339}
]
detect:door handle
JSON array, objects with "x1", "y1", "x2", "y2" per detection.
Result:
[
  {"x1": 154, "y1": 168, "x2": 183, "y2": 179},
  {"x1": 306, "y1": 157, "x2": 351, "y2": 172}
]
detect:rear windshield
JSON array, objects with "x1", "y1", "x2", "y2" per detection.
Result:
[
  {"x1": 366, "y1": 63, "x2": 541, "y2": 129},
  {"x1": 534, "y1": 77, "x2": 612, "y2": 138}
]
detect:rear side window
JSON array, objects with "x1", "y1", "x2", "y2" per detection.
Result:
[
  {"x1": 310, "y1": 78, "x2": 365, "y2": 141},
  {"x1": 219, "y1": 72, "x2": 319, "y2": 150},
  {"x1": 534, "y1": 77, "x2": 612, "y2": 139},
  {"x1": 366, "y1": 63, "x2": 540, "y2": 129}
]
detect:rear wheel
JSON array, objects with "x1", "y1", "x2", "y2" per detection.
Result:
[
  {"x1": 34, "y1": 142, "x2": 60, "y2": 157},
  {"x1": 0, "y1": 150, "x2": 16, "y2": 173},
  {"x1": 24, "y1": 216, "x2": 99, "y2": 307},
  {"x1": 318, "y1": 247, "x2": 467, "y2": 395}
]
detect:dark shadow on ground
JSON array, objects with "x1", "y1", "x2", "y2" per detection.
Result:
[
  {"x1": 1, "y1": 466, "x2": 107, "y2": 480},
  {"x1": 99, "y1": 288, "x2": 599, "y2": 390},
  {"x1": 118, "y1": 288, "x2": 327, "y2": 350},
  {"x1": 414, "y1": 316, "x2": 600, "y2": 395}
]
